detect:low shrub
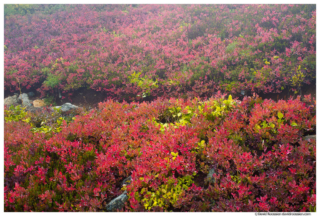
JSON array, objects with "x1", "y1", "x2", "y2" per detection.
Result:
[
  {"x1": 4, "y1": 94, "x2": 316, "y2": 212},
  {"x1": 4, "y1": 5, "x2": 316, "y2": 101}
]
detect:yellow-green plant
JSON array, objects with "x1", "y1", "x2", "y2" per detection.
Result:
[
  {"x1": 153, "y1": 96, "x2": 235, "y2": 132},
  {"x1": 171, "y1": 152, "x2": 178, "y2": 160},
  {"x1": 254, "y1": 121, "x2": 276, "y2": 134},
  {"x1": 197, "y1": 95, "x2": 235, "y2": 121},
  {"x1": 129, "y1": 71, "x2": 158, "y2": 97},
  {"x1": 179, "y1": 21, "x2": 190, "y2": 32},
  {"x1": 140, "y1": 175, "x2": 194, "y2": 210},
  {"x1": 290, "y1": 65, "x2": 305, "y2": 94},
  {"x1": 112, "y1": 30, "x2": 122, "y2": 38},
  {"x1": 30, "y1": 117, "x2": 65, "y2": 134},
  {"x1": 152, "y1": 105, "x2": 195, "y2": 132},
  {"x1": 191, "y1": 140, "x2": 206, "y2": 154},
  {"x1": 4, "y1": 105, "x2": 28, "y2": 122},
  {"x1": 5, "y1": 105, "x2": 74, "y2": 136}
]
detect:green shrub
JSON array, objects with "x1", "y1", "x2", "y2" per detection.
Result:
[
  {"x1": 44, "y1": 74, "x2": 61, "y2": 88},
  {"x1": 43, "y1": 95, "x2": 56, "y2": 106},
  {"x1": 225, "y1": 41, "x2": 238, "y2": 53},
  {"x1": 128, "y1": 71, "x2": 158, "y2": 97}
]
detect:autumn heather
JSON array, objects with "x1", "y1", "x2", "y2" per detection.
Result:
[
  {"x1": 4, "y1": 4, "x2": 316, "y2": 212},
  {"x1": 4, "y1": 5, "x2": 316, "y2": 101}
]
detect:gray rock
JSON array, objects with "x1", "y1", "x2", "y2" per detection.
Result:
[
  {"x1": 205, "y1": 168, "x2": 216, "y2": 184},
  {"x1": 4, "y1": 95, "x2": 19, "y2": 106},
  {"x1": 105, "y1": 176, "x2": 132, "y2": 212},
  {"x1": 18, "y1": 93, "x2": 32, "y2": 107},
  {"x1": 27, "y1": 92, "x2": 35, "y2": 97},
  {"x1": 303, "y1": 135, "x2": 316, "y2": 141},
  {"x1": 105, "y1": 192, "x2": 128, "y2": 212},
  {"x1": 53, "y1": 103, "x2": 79, "y2": 112}
]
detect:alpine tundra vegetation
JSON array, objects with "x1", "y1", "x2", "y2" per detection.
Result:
[{"x1": 4, "y1": 4, "x2": 316, "y2": 212}]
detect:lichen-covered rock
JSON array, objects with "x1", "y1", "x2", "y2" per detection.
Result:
[
  {"x1": 53, "y1": 103, "x2": 79, "y2": 112},
  {"x1": 105, "y1": 176, "x2": 132, "y2": 212},
  {"x1": 205, "y1": 168, "x2": 216, "y2": 184},
  {"x1": 105, "y1": 192, "x2": 128, "y2": 212},
  {"x1": 4, "y1": 95, "x2": 19, "y2": 106},
  {"x1": 33, "y1": 99, "x2": 46, "y2": 107},
  {"x1": 18, "y1": 93, "x2": 32, "y2": 107}
]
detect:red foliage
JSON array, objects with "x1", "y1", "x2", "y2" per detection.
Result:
[
  {"x1": 4, "y1": 5, "x2": 316, "y2": 100},
  {"x1": 4, "y1": 94, "x2": 316, "y2": 212}
]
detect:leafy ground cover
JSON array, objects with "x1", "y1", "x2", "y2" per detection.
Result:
[
  {"x1": 4, "y1": 4, "x2": 317, "y2": 212},
  {"x1": 4, "y1": 94, "x2": 316, "y2": 212},
  {"x1": 4, "y1": 4, "x2": 316, "y2": 101}
]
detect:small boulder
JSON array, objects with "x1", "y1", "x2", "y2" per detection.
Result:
[
  {"x1": 105, "y1": 176, "x2": 132, "y2": 212},
  {"x1": 18, "y1": 93, "x2": 32, "y2": 107},
  {"x1": 53, "y1": 103, "x2": 79, "y2": 112},
  {"x1": 33, "y1": 99, "x2": 46, "y2": 107},
  {"x1": 105, "y1": 192, "x2": 128, "y2": 212},
  {"x1": 4, "y1": 95, "x2": 19, "y2": 106}
]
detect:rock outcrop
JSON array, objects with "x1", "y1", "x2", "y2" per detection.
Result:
[
  {"x1": 4, "y1": 95, "x2": 19, "y2": 107},
  {"x1": 105, "y1": 176, "x2": 132, "y2": 212},
  {"x1": 53, "y1": 103, "x2": 79, "y2": 112},
  {"x1": 18, "y1": 93, "x2": 32, "y2": 107},
  {"x1": 105, "y1": 192, "x2": 129, "y2": 212}
]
